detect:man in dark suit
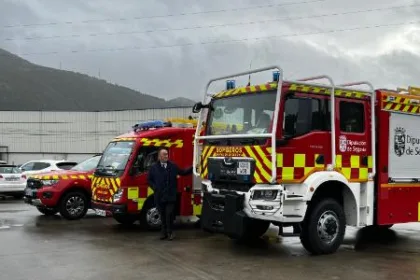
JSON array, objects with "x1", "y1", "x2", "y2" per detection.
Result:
[{"x1": 147, "y1": 147, "x2": 193, "y2": 240}]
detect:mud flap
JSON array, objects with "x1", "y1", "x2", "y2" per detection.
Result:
[{"x1": 201, "y1": 191, "x2": 248, "y2": 238}]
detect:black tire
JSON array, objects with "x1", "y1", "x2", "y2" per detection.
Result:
[
  {"x1": 58, "y1": 191, "x2": 89, "y2": 220},
  {"x1": 139, "y1": 198, "x2": 161, "y2": 231},
  {"x1": 229, "y1": 219, "x2": 270, "y2": 241},
  {"x1": 36, "y1": 207, "x2": 58, "y2": 216},
  {"x1": 113, "y1": 214, "x2": 137, "y2": 225},
  {"x1": 300, "y1": 198, "x2": 346, "y2": 255},
  {"x1": 378, "y1": 224, "x2": 393, "y2": 229}
]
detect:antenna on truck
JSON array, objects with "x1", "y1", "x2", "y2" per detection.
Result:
[{"x1": 247, "y1": 60, "x2": 252, "y2": 86}]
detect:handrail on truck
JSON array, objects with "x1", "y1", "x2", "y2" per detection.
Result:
[
  {"x1": 193, "y1": 66, "x2": 284, "y2": 183},
  {"x1": 337, "y1": 81, "x2": 376, "y2": 178},
  {"x1": 294, "y1": 75, "x2": 336, "y2": 169},
  {"x1": 192, "y1": 66, "x2": 338, "y2": 185}
]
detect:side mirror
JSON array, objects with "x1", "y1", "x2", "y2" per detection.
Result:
[
  {"x1": 192, "y1": 102, "x2": 203, "y2": 113},
  {"x1": 129, "y1": 166, "x2": 138, "y2": 176},
  {"x1": 276, "y1": 138, "x2": 289, "y2": 146}
]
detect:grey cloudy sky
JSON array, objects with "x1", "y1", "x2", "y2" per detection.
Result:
[{"x1": 1, "y1": 0, "x2": 419, "y2": 101}]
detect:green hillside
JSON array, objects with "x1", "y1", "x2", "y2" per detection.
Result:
[{"x1": 0, "y1": 48, "x2": 196, "y2": 111}]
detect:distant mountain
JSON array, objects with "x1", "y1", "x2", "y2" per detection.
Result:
[
  {"x1": 167, "y1": 97, "x2": 197, "y2": 107},
  {"x1": 0, "y1": 48, "x2": 194, "y2": 111}
]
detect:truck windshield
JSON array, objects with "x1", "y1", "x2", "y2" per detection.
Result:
[
  {"x1": 71, "y1": 155, "x2": 101, "y2": 172},
  {"x1": 207, "y1": 91, "x2": 277, "y2": 136},
  {"x1": 95, "y1": 141, "x2": 135, "y2": 175}
]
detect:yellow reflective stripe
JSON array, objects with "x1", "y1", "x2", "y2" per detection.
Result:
[
  {"x1": 254, "y1": 146, "x2": 272, "y2": 170},
  {"x1": 244, "y1": 147, "x2": 270, "y2": 182},
  {"x1": 127, "y1": 187, "x2": 138, "y2": 199}
]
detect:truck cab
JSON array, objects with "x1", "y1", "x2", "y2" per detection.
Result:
[
  {"x1": 192, "y1": 66, "x2": 384, "y2": 255},
  {"x1": 91, "y1": 119, "x2": 202, "y2": 229}
]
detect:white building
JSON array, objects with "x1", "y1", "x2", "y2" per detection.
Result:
[{"x1": 0, "y1": 107, "x2": 197, "y2": 165}]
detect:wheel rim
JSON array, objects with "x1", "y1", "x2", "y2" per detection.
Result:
[
  {"x1": 146, "y1": 207, "x2": 161, "y2": 227},
  {"x1": 317, "y1": 210, "x2": 339, "y2": 244},
  {"x1": 65, "y1": 196, "x2": 85, "y2": 217}
]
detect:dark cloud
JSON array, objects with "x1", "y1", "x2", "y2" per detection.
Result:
[{"x1": 1, "y1": 0, "x2": 419, "y2": 101}]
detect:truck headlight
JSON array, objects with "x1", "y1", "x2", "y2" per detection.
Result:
[
  {"x1": 251, "y1": 190, "x2": 278, "y2": 200},
  {"x1": 41, "y1": 179, "x2": 59, "y2": 186},
  {"x1": 113, "y1": 188, "x2": 123, "y2": 202}
]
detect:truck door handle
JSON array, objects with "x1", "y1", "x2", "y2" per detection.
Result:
[
  {"x1": 361, "y1": 156, "x2": 368, "y2": 166},
  {"x1": 315, "y1": 154, "x2": 324, "y2": 165},
  {"x1": 185, "y1": 186, "x2": 191, "y2": 192}
]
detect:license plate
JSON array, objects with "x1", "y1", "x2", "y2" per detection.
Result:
[
  {"x1": 237, "y1": 161, "x2": 251, "y2": 175},
  {"x1": 94, "y1": 209, "x2": 107, "y2": 217},
  {"x1": 25, "y1": 188, "x2": 33, "y2": 196},
  {"x1": 6, "y1": 177, "x2": 19, "y2": 181}
]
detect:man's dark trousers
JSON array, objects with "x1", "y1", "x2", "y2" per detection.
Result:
[{"x1": 158, "y1": 202, "x2": 175, "y2": 236}]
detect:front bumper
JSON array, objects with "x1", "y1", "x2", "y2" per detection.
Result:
[
  {"x1": 0, "y1": 182, "x2": 26, "y2": 194},
  {"x1": 91, "y1": 200, "x2": 126, "y2": 216},
  {"x1": 201, "y1": 181, "x2": 291, "y2": 236}
]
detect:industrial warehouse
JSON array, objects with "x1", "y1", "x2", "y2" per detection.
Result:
[{"x1": 0, "y1": 107, "x2": 196, "y2": 165}]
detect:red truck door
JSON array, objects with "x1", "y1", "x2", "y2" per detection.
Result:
[
  {"x1": 334, "y1": 98, "x2": 371, "y2": 182},
  {"x1": 176, "y1": 131, "x2": 194, "y2": 217},
  {"x1": 277, "y1": 92, "x2": 330, "y2": 183}
]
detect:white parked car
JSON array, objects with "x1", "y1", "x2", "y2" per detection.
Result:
[
  {"x1": 0, "y1": 164, "x2": 27, "y2": 199},
  {"x1": 19, "y1": 160, "x2": 78, "y2": 176}
]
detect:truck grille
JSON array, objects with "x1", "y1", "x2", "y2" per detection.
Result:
[
  {"x1": 214, "y1": 182, "x2": 254, "y2": 193},
  {"x1": 26, "y1": 178, "x2": 43, "y2": 189}
]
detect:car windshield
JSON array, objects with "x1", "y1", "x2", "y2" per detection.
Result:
[
  {"x1": 96, "y1": 141, "x2": 135, "y2": 173},
  {"x1": 207, "y1": 91, "x2": 277, "y2": 136},
  {"x1": 71, "y1": 156, "x2": 101, "y2": 172},
  {"x1": 0, "y1": 166, "x2": 21, "y2": 174}
]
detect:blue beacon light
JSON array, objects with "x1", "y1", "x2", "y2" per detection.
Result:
[
  {"x1": 226, "y1": 80, "x2": 236, "y2": 90},
  {"x1": 272, "y1": 71, "x2": 280, "y2": 82},
  {"x1": 132, "y1": 120, "x2": 170, "y2": 131}
]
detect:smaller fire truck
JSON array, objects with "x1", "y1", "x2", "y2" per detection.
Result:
[
  {"x1": 23, "y1": 155, "x2": 101, "y2": 220},
  {"x1": 91, "y1": 118, "x2": 202, "y2": 230},
  {"x1": 192, "y1": 65, "x2": 420, "y2": 255}
]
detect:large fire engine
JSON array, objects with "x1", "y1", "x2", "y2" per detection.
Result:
[
  {"x1": 91, "y1": 118, "x2": 202, "y2": 230},
  {"x1": 192, "y1": 65, "x2": 420, "y2": 255}
]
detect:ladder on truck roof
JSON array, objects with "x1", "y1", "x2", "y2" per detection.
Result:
[{"x1": 192, "y1": 66, "x2": 376, "y2": 183}]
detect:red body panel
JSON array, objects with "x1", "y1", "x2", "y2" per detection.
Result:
[
  {"x1": 30, "y1": 170, "x2": 94, "y2": 208},
  {"x1": 376, "y1": 90, "x2": 420, "y2": 225}
]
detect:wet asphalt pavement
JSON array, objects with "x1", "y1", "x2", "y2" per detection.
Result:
[{"x1": 1, "y1": 198, "x2": 420, "y2": 280}]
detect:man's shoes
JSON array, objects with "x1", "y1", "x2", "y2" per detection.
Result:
[
  {"x1": 168, "y1": 233, "x2": 175, "y2": 241},
  {"x1": 160, "y1": 234, "x2": 168, "y2": 240}
]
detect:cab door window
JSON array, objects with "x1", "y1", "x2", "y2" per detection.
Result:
[
  {"x1": 339, "y1": 101, "x2": 365, "y2": 133},
  {"x1": 282, "y1": 96, "x2": 323, "y2": 138},
  {"x1": 132, "y1": 147, "x2": 159, "y2": 175}
]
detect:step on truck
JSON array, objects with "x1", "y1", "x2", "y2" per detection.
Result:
[
  {"x1": 191, "y1": 65, "x2": 420, "y2": 255},
  {"x1": 91, "y1": 118, "x2": 202, "y2": 229}
]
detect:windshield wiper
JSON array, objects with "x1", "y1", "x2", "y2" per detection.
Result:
[{"x1": 239, "y1": 139, "x2": 258, "y2": 144}]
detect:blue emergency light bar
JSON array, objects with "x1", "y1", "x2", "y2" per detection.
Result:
[
  {"x1": 273, "y1": 71, "x2": 280, "y2": 82},
  {"x1": 132, "y1": 120, "x2": 171, "y2": 131},
  {"x1": 226, "y1": 80, "x2": 236, "y2": 90}
]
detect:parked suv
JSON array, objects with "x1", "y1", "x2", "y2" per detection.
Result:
[
  {"x1": 20, "y1": 159, "x2": 78, "y2": 176},
  {"x1": 23, "y1": 155, "x2": 101, "y2": 220},
  {"x1": 0, "y1": 164, "x2": 27, "y2": 199}
]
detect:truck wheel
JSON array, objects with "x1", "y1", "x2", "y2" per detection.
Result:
[
  {"x1": 300, "y1": 198, "x2": 346, "y2": 255},
  {"x1": 59, "y1": 191, "x2": 88, "y2": 220},
  {"x1": 36, "y1": 207, "x2": 58, "y2": 216},
  {"x1": 139, "y1": 199, "x2": 161, "y2": 231},
  {"x1": 113, "y1": 214, "x2": 137, "y2": 225}
]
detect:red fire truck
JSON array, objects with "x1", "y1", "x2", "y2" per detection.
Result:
[
  {"x1": 192, "y1": 65, "x2": 420, "y2": 255},
  {"x1": 91, "y1": 118, "x2": 202, "y2": 230}
]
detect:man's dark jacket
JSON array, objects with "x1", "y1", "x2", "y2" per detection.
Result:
[{"x1": 147, "y1": 161, "x2": 193, "y2": 204}]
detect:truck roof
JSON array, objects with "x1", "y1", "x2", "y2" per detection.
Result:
[
  {"x1": 211, "y1": 80, "x2": 420, "y2": 102},
  {"x1": 114, "y1": 126, "x2": 195, "y2": 141}
]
